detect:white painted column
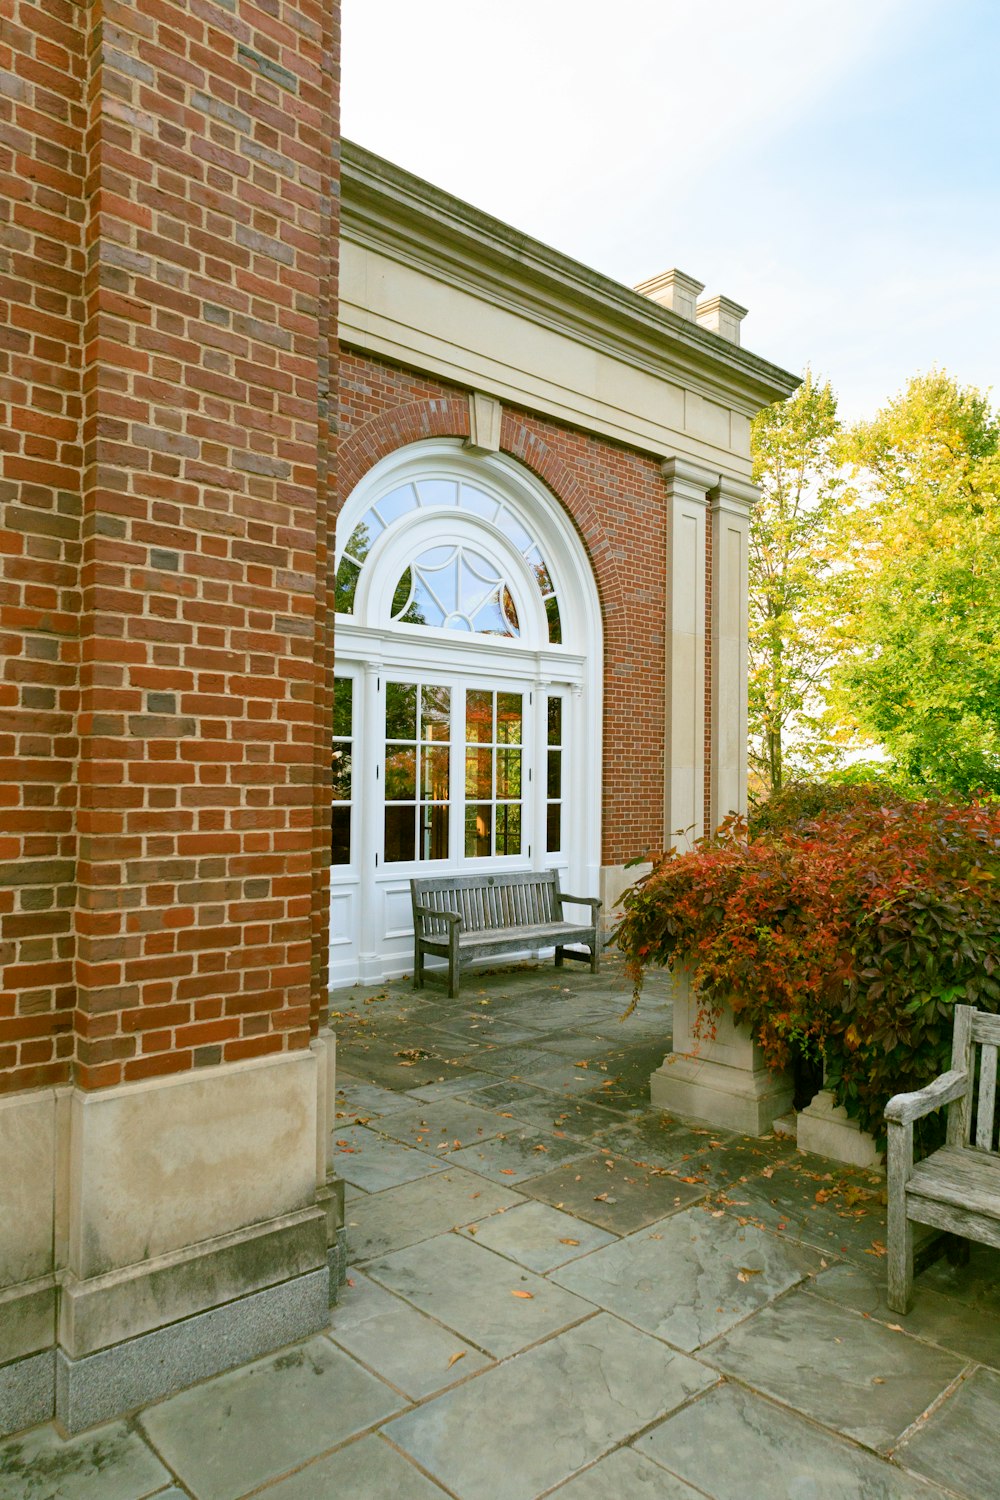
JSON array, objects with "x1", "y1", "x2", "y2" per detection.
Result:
[
  {"x1": 662, "y1": 458, "x2": 714, "y2": 851},
  {"x1": 531, "y1": 674, "x2": 548, "y2": 870},
  {"x1": 709, "y1": 475, "x2": 756, "y2": 829},
  {"x1": 357, "y1": 656, "x2": 383, "y2": 982}
]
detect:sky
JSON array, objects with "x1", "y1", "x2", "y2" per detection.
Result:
[{"x1": 342, "y1": 0, "x2": 1000, "y2": 421}]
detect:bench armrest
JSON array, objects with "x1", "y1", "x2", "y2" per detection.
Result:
[
  {"x1": 413, "y1": 903, "x2": 462, "y2": 930},
  {"x1": 557, "y1": 892, "x2": 602, "y2": 913},
  {"x1": 885, "y1": 1069, "x2": 968, "y2": 1126}
]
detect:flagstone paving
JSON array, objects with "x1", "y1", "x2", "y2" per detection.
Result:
[{"x1": 5, "y1": 959, "x2": 1000, "y2": 1499}]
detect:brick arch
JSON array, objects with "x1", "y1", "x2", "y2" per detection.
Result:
[{"x1": 336, "y1": 399, "x2": 627, "y2": 650}]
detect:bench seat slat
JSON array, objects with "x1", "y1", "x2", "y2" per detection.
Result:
[{"x1": 907, "y1": 1146, "x2": 1000, "y2": 1217}]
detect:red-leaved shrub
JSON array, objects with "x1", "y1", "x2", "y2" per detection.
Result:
[{"x1": 616, "y1": 790, "x2": 1000, "y2": 1144}]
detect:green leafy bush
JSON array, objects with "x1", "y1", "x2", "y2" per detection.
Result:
[{"x1": 617, "y1": 791, "x2": 1000, "y2": 1144}]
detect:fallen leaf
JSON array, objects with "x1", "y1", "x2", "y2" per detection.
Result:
[
  {"x1": 467, "y1": 1225, "x2": 478, "y2": 1235},
  {"x1": 761, "y1": 1166, "x2": 775, "y2": 1179},
  {"x1": 887, "y1": 1323, "x2": 905, "y2": 1333},
  {"x1": 447, "y1": 1351, "x2": 466, "y2": 1368},
  {"x1": 511, "y1": 1289, "x2": 534, "y2": 1299},
  {"x1": 559, "y1": 1237, "x2": 580, "y2": 1246},
  {"x1": 872, "y1": 1376, "x2": 885, "y2": 1384},
  {"x1": 737, "y1": 1267, "x2": 764, "y2": 1282},
  {"x1": 499, "y1": 1112, "x2": 514, "y2": 1118},
  {"x1": 500, "y1": 1168, "x2": 516, "y2": 1175},
  {"x1": 593, "y1": 1192, "x2": 617, "y2": 1203},
  {"x1": 867, "y1": 1240, "x2": 888, "y2": 1258}
]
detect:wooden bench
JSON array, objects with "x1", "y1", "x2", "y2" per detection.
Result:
[
  {"x1": 885, "y1": 1004, "x2": 1000, "y2": 1313},
  {"x1": 410, "y1": 870, "x2": 602, "y2": 998}
]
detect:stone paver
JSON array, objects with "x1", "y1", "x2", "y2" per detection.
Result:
[
  {"x1": 139, "y1": 1336, "x2": 403, "y2": 1500},
  {"x1": 549, "y1": 1446, "x2": 704, "y2": 1498},
  {"x1": 636, "y1": 1383, "x2": 949, "y2": 1499},
  {"x1": 344, "y1": 1164, "x2": 524, "y2": 1261},
  {"x1": 385, "y1": 1312, "x2": 716, "y2": 1500},
  {"x1": 895, "y1": 1366, "x2": 1000, "y2": 1499},
  {"x1": 261, "y1": 1433, "x2": 449, "y2": 1498},
  {"x1": 0, "y1": 1421, "x2": 171, "y2": 1500},
  {"x1": 461, "y1": 1199, "x2": 617, "y2": 1272},
  {"x1": 552, "y1": 1206, "x2": 823, "y2": 1350},
  {"x1": 8, "y1": 960, "x2": 972, "y2": 1500},
  {"x1": 702, "y1": 1290, "x2": 966, "y2": 1452},
  {"x1": 328, "y1": 1269, "x2": 494, "y2": 1396},
  {"x1": 366, "y1": 1231, "x2": 596, "y2": 1357},
  {"x1": 332, "y1": 1122, "x2": 445, "y2": 1192},
  {"x1": 521, "y1": 1150, "x2": 708, "y2": 1232}
]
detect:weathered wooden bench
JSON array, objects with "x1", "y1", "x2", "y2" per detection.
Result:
[
  {"x1": 410, "y1": 870, "x2": 602, "y2": 998},
  {"x1": 885, "y1": 1004, "x2": 1000, "y2": 1313}
]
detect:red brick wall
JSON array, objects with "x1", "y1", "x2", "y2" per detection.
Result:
[
  {"x1": 0, "y1": 0, "x2": 87, "y2": 1093},
  {"x1": 0, "y1": 0, "x2": 339, "y2": 1095},
  {"x1": 337, "y1": 349, "x2": 691, "y2": 868}
]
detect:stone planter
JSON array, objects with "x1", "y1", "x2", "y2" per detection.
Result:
[
  {"x1": 797, "y1": 1087, "x2": 883, "y2": 1171},
  {"x1": 650, "y1": 967, "x2": 793, "y2": 1135}
]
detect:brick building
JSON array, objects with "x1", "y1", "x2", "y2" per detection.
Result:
[{"x1": 0, "y1": 0, "x2": 795, "y2": 1436}]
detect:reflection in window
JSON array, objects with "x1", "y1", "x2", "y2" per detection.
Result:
[
  {"x1": 464, "y1": 689, "x2": 523, "y2": 858},
  {"x1": 335, "y1": 477, "x2": 563, "y2": 644},
  {"x1": 384, "y1": 681, "x2": 451, "y2": 864},
  {"x1": 331, "y1": 675, "x2": 353, "y2": 866},
  {"x1": 546, "y1": 694, "x2": 564, "y2": 854}
]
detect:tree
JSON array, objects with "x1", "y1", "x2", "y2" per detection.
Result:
[
  {"x1": 831, "y1": 373, "x2": 1000, "y2": 796},
  {"x1": 748, "y1": 372, "x2": 844, "y2": 793}
]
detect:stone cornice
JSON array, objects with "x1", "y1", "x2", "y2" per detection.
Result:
[{"x1": 341, "y1": 141, "x2": 800, "y2": 418}]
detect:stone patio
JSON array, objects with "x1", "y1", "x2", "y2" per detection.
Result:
[{"x1": 5, "y1": 960, "x2": 1000, "y2": 1499}]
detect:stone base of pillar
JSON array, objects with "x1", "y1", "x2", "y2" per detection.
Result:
[
  {"x1": 650, "y1": 969, "x2": 793, "y2": 1136},
  {"x1": 797, "y1": 1089, "x2": 883, "y2": 1171},
  {"x1": 650, "y1": 1053, "x2": 794, "y2": 1135}
]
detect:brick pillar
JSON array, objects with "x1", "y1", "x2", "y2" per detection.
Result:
[{"x1": 0, "y1": 0, "x2": 340, "y2": 1437}]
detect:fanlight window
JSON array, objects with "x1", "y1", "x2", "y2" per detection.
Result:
[
  {"x1": 335, "y1": 478, "x2": 562, "y2": 644},
  {"x1": 393, "y1": 546, "x2": 521, "y2": 637}
]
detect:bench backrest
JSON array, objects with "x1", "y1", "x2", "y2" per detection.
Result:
[
  {"x1": 411, "y1": 870, "x2": 561, "y2": 936},
  {"x1": 948, "y1": 1005, "x2": 1000, "y2": 1153}
]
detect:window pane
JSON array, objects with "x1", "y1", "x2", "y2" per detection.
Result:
[
  {"x1": 460, "y1": 485, "x2": 498, "y2": 521},
  {"x1": 331, "y1": 747, "x2": 352, "y2": 801},
  {"x1": 331, "y1": 806, "x2": 351, "y2": 866},
  {"x1": 385, "y1": 745, "x2": 416, "y2": 801},
  {"x1": 465, "y1": 803, "x2": 492, "y2": 859},
  {"x1": 466, "y1": 690, "x2": 493, "y2": 744},
  {"x1": 391, "y1": 567, "x2": 414, "y2": 619},
  {"x1": 465, "y1": 747, "x2": 493, "y2": 799},
  {"x1": 400, "y1": 577, "x2": 445, "y2": 628},
  {"x1": 547, "y1": 697, "x2": 562, "y2": 745},
  {"x1": 384, "y1": 805, "x2": 416, "y2": 863},
  {"x1": 375, "y1": 485, "x2": 418, "y2": 526},
  {"x1": 497, "y1": 748, "x2": 521, "y2": 798},
  {"x1": 495, "y1": 803, "x2": 521, "y2": 856},
  {"x1": 421, "y1": 685, "x2": 451, "y2": 741},
  {"x1": 386, "y1": 681, "x2": 417, "y2": 740},
  {"x1": 545, "y1": 596, "x2": 562, "y2": 645},
  {"x1": 420, "y1": 803, "x2": 449, "y2": 860},
  {"x1": 422, "y1": 745, "x2": 450, "y2": 799},
  {"x1": 526, "y1": 547, "x2": 553, "y2": 595},
  {"x1": 497, "y1": 693, "x2": 522, "y2": 744},
  {"x1": 333, "y1": 677, "x2": 353, "y2": 738},
  {"x1": 546, "y1": 802, "x2": 561, "y2": 854},
  {"x1": 472, "y1": 593, "x2": 515, "y2": 638},
  {"x1": 417, "y1": 478, "x2": 458, "y2": 508},
  {"x1": 547, "y1": 749, "x2": 561, "y2": 799},
  {"x1": 494, "y1": 508, "x2": 532, "y2": 553},
  {"x1": 334, "y1": 556, "x2": 360, "y2": 614}
]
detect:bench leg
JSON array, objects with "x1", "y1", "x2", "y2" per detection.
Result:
[
  {"x1": 590, "y1": 940, "x2": 600, "y2": 975},
  {"x1": 554, "y1": 947, "x2": 564, "y2": 968},
  {"x1": 413, "y1": 944, "x2": 424, "y2": 990},
  {"x1": 886, "y1": 1123, "x2": 914, "y2": 1314}
]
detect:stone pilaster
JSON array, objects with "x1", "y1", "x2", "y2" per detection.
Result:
[{"x1": 662, "y1": 458, "x2": 714, "y2": 850}]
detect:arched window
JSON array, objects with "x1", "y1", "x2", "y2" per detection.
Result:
[
  {"x1": 335, "y1": 476, "x2": 562, "y2": 644},
  {"x1": 329, "y1": 439, "x2": 602, "y2": 987}
]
